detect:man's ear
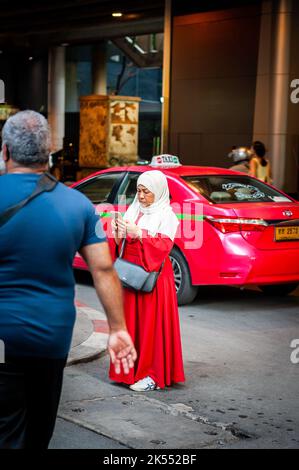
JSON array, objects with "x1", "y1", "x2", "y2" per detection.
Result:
[{"x1": 2, "y1": 144, "x2": 10, "y2": 161}]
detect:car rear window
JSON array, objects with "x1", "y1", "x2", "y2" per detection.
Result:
[{"x1": 182, "y1": 175, "x2": 293, "y2": 204}]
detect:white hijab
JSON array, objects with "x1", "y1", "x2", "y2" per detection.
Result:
[{"x1": 124, "y1": 170, "x2": 179, "y2": 241}]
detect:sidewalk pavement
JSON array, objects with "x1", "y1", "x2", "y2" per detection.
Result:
[{"x1": 67, "y1": 300, "x2": 109, "y2": 366}]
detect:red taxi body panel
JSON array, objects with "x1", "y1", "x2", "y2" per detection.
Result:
[{"x1": 72, "y1": 163, "x2": 299, "y2": 290}]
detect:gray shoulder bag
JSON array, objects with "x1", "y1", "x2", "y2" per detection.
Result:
[
  {"x1": 0, "y1": 172, "x2": 58, "y2": 228},
  {"x1": 114, "y1": 238, "x2": 165, "y2": 293}
]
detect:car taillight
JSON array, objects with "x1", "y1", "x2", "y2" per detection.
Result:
[{"x1": 206, "y1": 216, "x2": 268, "y2": 234}]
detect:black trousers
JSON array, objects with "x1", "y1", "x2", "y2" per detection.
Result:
[{"x1": 0, "y1": 355, "x2": 67, "y2": 449}]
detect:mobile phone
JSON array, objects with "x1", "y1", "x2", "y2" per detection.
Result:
[{"x1": 111, "y1": 211, "x2": 123, "y2": 222}]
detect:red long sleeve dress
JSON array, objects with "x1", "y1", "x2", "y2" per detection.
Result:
[{"x1": 109, "y1": 223, "x2": 185, "y2": 389}]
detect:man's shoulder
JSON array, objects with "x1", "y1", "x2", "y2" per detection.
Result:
[
  {"x1": 55, "y1": 182, "x2": 94, "y2": 211},
  {"x1": 56, "y1": 182, "x2": 89, "y2": 201}
]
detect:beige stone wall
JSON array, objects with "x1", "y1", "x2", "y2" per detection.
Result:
[{"x1": 109, "y1": 99, "x2": 139, "y2": 163}]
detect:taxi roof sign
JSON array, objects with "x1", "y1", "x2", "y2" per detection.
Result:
[{"x1": 150, "y1": 154, "x2": 182, "y2": 167}]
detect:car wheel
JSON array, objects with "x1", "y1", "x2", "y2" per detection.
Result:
[
  {"x1": 169, "y1": 247, "x2": 198, "y2": 305},
  {"x1": 259, "y1": 283, "x2": 299, "y2": 296}
]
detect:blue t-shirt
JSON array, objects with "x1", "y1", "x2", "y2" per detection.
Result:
[{"x1": 0, "y1": 174, "x2": 106, "y2": 358}]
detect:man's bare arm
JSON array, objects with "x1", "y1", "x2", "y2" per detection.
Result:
[
  {"x1": 79, "y1": 242, "x2": 136, "y2": 373},
  {"x1": 80, "y1": 242, "x2": 124, "y2": 331}
]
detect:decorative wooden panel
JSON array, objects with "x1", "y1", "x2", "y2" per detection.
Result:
[
  {"x1": 79, "y1": 96, "x2": 108, "y2": 168},
  {"x1": 79, "y1": 95, "x2": 140, "y2": 169}
]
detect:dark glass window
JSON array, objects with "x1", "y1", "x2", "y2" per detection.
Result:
[
  {"x1": 75, "y1": 173, "x2": 124, "y2": 204},
  {"x1": 182, "y1": 175, "x2": 292, "y2": 204},
  {"x1": 115, "y1": 173, "x2": 139, "y2": 205}
]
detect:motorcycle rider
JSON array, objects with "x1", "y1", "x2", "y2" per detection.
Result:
[{"x1": 228, "y1": 146, "x2": 252, "y2": 174}]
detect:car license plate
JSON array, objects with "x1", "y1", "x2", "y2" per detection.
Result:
[{"x1": 275, "y1": 226, "x2": 299, "y2": 241}]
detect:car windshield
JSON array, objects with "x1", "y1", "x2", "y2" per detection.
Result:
[{"x1": 182, "y1": 175, "x2": 293, "y2": 204}]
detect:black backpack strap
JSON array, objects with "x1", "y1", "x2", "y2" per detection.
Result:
[{"x1": 0, "y1": 172, "x2": 58, "y2": 229}]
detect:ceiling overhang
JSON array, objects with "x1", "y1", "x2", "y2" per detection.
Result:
[{"x1": 0, "y1": 0, "x2": 165, "y2": 49}]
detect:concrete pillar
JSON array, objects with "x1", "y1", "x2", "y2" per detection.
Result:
[
  {"x1": 270, "y1": 0, "x2": 292, "y2": 188},
  {"x1": 92, "y1": 43, "x2": 107, "y2": 95},
  {"x1": 253, "y1": 1, "x2": 273, "y2": 146},
  {"x1": 48, "y1": 47, "x2": 66, "y2": 151},
  {"x1": 161, "y1": 0, "x2": 172, "y2": 153},
  {"x1": 0, "y1": 79, "x2": 4, "y2": 103},
  {"x1": 66, "y1": 61, "x2": 79, "y2": 113},
  {"x1": 253, "y1": 0, "x2": 292, "y2": 189}
]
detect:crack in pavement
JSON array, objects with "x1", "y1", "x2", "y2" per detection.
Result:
[{"x1": 58, "y1": 393, "x2": 257, "y2": 443}]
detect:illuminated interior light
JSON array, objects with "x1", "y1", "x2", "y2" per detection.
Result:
[
  {"x1": 112, "y1": 12, "x2": 122, "y2": 17},
  {"x1": 125, "y1": 36, "x2": 145, "y2": 54}
]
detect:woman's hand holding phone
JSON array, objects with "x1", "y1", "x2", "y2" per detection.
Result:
[
  {"x1": 111, "y1": 212, "x2": 142, "y2": 240},
  {"x1": 111, "y1": 211, "x2": 126, "y2": 240}
]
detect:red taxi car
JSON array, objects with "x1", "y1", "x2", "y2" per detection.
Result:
[{"x1": 72, "y1": 155, "x2": 299, "y2": 305}]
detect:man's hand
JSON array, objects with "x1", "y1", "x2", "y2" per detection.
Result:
[
  {"x1": 108, "y1": 330, "x2": 137, "y2": 374},
  {"x1": 79, "y1": 243, "x2": 137, "y2": 372}
]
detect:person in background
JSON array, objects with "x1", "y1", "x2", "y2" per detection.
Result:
[
  {"x1": 110, "y1": 170, "x2": 185, "y2": 392},
  {"x1": 249, "y1": 140, "x2": 272, "y2": 183},
  {"x1": 228, "y1": 147, "x2": 251, "y2": 174}
]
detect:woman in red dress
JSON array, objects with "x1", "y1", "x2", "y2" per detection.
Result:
[{"x1": 109, "y1": 170, "x2": 185, "y2": 391}]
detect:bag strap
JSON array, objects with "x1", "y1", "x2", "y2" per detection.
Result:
[
  {"x1": 118, "y1": 238, "x2": 126, "y2": 258},
  {"x1": 0, "y1": 172, "x2": 58, "y2": 229},
  {"x1": 118, "y1": 237, "x2": 165, "y2": 274}
]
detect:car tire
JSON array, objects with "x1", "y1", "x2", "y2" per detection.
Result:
[
  {"x1": 259, "y1": 283, "x2": 299, "y2": 296},
  {"x1": 169, "y1": 247, "x2": 198, "y2": 305}
]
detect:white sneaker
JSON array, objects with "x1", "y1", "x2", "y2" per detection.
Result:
[{"x1": 129, "y1": 376, "x2": 159, "y2": 392}]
